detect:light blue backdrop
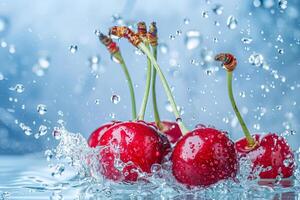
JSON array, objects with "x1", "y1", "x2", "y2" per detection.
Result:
[{"x1": 0, "y1": 0, "x2": 299, "y2": 154}]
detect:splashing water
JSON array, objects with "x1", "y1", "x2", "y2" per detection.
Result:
[{"x1": 1, "y1": 123, "x2": 300, "y2": 199}]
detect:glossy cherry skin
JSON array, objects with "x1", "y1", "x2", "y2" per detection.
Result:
[
  {"x1": 97, "y1": 121, "x2": 167, "y2": 182},
  {"x1": 235, "y1": 133, "x2": 295, "y2": 179},
  {"x1": 88, "y1": 121, "x2": 120, "y2": 148},
  {"x1": 171, "y1": 127, "x2": 238, "y2": 187},
  {"x1": 151, "y1": 121, "x2": 182, "y2": 144}
]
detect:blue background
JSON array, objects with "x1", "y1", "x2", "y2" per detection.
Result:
[{"x1": 0, "y1": 0, "x2": 299, "y2": 154}]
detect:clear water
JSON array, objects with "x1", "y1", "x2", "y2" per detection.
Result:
[{"x1": 1, "y1": 126, "x2": 299, "y2": 200}]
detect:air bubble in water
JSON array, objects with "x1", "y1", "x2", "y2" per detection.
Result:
[
  {"x1": 69, "y1": 45, "x2": 78, "y2": 54},
  {"x1": 37, "y1": 104, "x2": 47, "y2": 115},
  {"x1": 278, "y1": 0, "x2": 288, "y2": 10},
  {"x1": 9, "y1": 84, "x2": 25, "y2": 93},
  {"x1": 227, "y1": 15, "x2": 238, "y2": 30},
  {"x1": 0, "y1": 72, "x2": 4, "y2": 81},
  {"x1": 212, "y1": 4, "x2": 223, "y2": 15},
  {"x1": 111, "y1": 94, "x2": 121, "y2": 104},
  {"x1": 159, "y1": 43, "x2": 169, "y2": 54},
  {"x1": 249, "y1": 53, "x2": 264, "y2": 67},
  {"x1": 185, "y1": 30, "x2": 201, "y2": 50}
]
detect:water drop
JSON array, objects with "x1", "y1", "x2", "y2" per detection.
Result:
[
  {"x1": 276, "y1": 35, "x2": 284, "y2": 43},
  {"x1": 111, "y1": 94, "x2": 121, "y2": 104},
  {"x1": 9, "y1": 84, "x2": 25, "y2": 93},
  {"x1": 241, "y1": 37, "x2": 253, "y2": 44},
  {"x1": 185, "y1": 30, "x2": 201, "y2": 50},
  {"x1": 38, "y1": 57, "x2": 50, "y2": 69},
  {"x1": 111, "y1": 54, "x2": 121, "y2": 63},
  {"x1": 183, "y1": 18, "x2": 190, "y2": 24},
  {"x1": 159, "y1": 43, "x2": 169, "y2": 54},
  {"x1": 0, "y1": 72, "x2": 4, "y2": 81},
  {"x1": 38, "y1": 125, "x2": 48, "y2": 136},
  {"x1": 278, "y1": 0, "x2": 288, "y2": 10},
  {"x1": 95, "y1": 99, "x2": 100, "y2": 105},
  {"x1": 19, "y1": 123, "x2": 32, "y2": 136},
  {"x1": 69, "y1": 45, "x2": 78, "y2": 54},
  {"x1": 94, "y1": 29, "x2": 101, "y2": 37},
  {"x1": 202, "y1": 11, "x2": 209, "y2": 18},
  {"x1": 249, "y1": 53, "x2": 264, "y2": 67},
  {"x1": 0, "y1": 16, "x2": 9, "y2": 35},
  {"x1": 277, "y1": 48, "x2": 284, "y2": 54},
  {"x1": 37, "y1": 104, "x2": 47, "y2": 115},
  {"x1": 169, "y1": 35, "x2": 175, "y2": 40},
  {"x1": 212, "y1": 4, "x2": 224, "y2": 15},
  {"x1": 253, "y1": 0, "x2": 262, "y2": 7},
  {"x1": 8, "y1": 45, "x2": 16, "y2": 54},
  {"x1": 227, "y1": 15, "x2": 238, "y2": 30}
]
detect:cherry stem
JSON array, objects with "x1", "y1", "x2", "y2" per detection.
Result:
[
  {"x1": 227, "y1": 71, "x2": 255, "y2": 146},
  {"x1": 137, "y1": 45, "x2": 152, "y2": 120},
  {"x1": 113, "y1": 52, "x2": 137, "y2": 120},
  {"x1": 138, "y1": 43, "x2": 189, "y2": 134},
  {"x1": 151, "y1": 46, "x2": 162, "y2": 128}
]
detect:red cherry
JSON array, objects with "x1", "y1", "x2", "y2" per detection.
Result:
[
  {"x1": 88, "y1": 121, "x2": 120, "y2": 148},
  {"x1": 171, "y1": 127, "x2": 238, "y2": 187},
  {"x1": 97, "y1": 121, "x2": 167, "y2": 182},
  {"x1": 235, "y1": 133, "x2": 295, "y2": 179},
  {"x1": 151, "y1": 121, "x2": 183, "y2": 144}
]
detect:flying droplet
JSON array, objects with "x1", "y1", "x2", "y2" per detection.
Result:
[
  {"x1": 69, "y1": 45, "x2": 78, "y2": 54},
  {"x1": 227, "y1": 15, "x2": 238, "y2": 30},
  {"x1": 37, "y1": 104, "x2": 47, "y2": 115},
  {"x1": 185, "y1": 30, "x2": 201, "y2": 50},
  {"x1": 38, "y1": 57, "x2": 50, "y2": 69},
  {"x1": 95, "y1": 99, "x2": 100, "y2": 105},
  {"x1": 278, "y1": 48, "x2": 284, "y2": 54},
  {"x1": 183, "y1": 18, "x2": 190, "y2": 24},
  {"x1": 249, "y1": 53, "x2": 264, "y2": 67},
  {"x1": 111, "y1": 94, "x2": 121, "y2": 104},
  {"x1": 19, "y1": 123, "x2": 32, "y2": 136},
  {"x1": 159, "y1": 43, "x2": 169, "y2": 54},
  {"x1": 0, "y1": 16, "x2": 9, "y2": 35},
  {"x1": 37, "y1": 125, "x2": 48, "y2": 137},
  {"x1": 212, "y1": 4, "x2": 224, "y2": 15},
  {"x1": 277, "y1": 35, "x2": 284, "y2": 43},
  {"x1": 253, "y1": 0, "x2": 262, "y2": 7},
  {"x1": 241, "y1": 37, "x2": 253, "y2": 44},
  {"x1": 278, "y1": 0, "x2": 288, "y2": 10},
  {"x1": 202, "y1": 11, "x2": 209, "y2": 18},
  {"x1": 9, "y1": 84, "x2": 25, "y2": 93}
]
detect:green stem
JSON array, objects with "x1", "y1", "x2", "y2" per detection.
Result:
[
  {"x1": 113, "y1": 52, "x2": 137, "y2": 120},
  {"x1": 137, "y1": 45, "x2": 152, "y2": 120},
  {"x1": 227, "y1": 71, "x2": 255, "y2": 146},
  {"x1": 151, "y1": 46, "x2": 161, "y2": 127},
  {"x1": 138, "y1": 43, "x2": 189, "y2": 134}
]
